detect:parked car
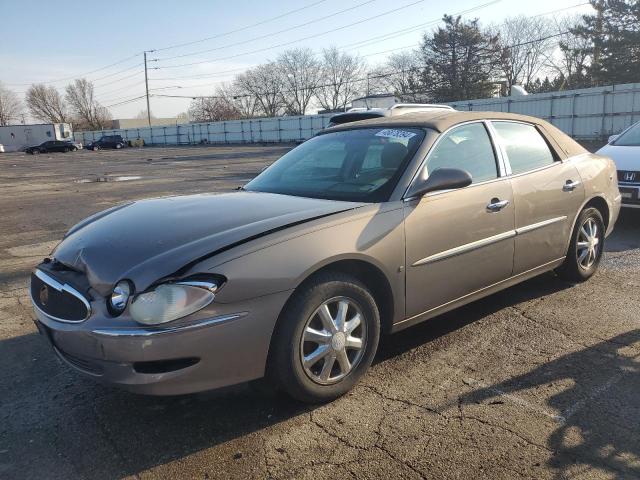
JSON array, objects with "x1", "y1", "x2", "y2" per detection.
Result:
[
  {"x1": 596, "y1": 121, "x2": 640, "y2": 208},
  {"x1": 30, "y1": 111, "x2": 620, "y2": 403},
  {"x1": 327, "y1": 103, "x2": 455, "y2": 127},
  {"x1": 24, "y1": 140, "x2": 82, "y2": 154},
  {"x1": 86, "y1": 135, "x2": 127, "y2": 151}
]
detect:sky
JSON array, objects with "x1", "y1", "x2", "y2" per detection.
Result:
[{"x1": 0, "y1": 0, "x2": 593, "y2": 120}]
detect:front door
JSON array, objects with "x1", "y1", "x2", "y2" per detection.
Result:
[
  {"x1": 490, "y1": 121, "x2": 585, "y2": 274},
  {"x1": 404, "y1": 122, "x2": 515, "y2": 318}
]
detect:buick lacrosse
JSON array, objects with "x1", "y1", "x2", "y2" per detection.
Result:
[{"x1": 31, "y1": 111, "x2": 621, "y2": 403}]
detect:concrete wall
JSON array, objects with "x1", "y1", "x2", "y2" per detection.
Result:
[
  {"x1": 73, "y1": 82, "x2": 640, "y2": 146},
  {"x1": 74, "y1": 114, "x2": 334, "y2": 146},
  {"x1": 447, "y1": 82, "x2": 640, "y2": 140}
]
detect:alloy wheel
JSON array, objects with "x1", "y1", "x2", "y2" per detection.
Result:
[
  {"x1": 300, "y1": 296, "x2": 367, "y2": 385},
  {"x1": 576, "y1": 217, "x2": 601, "y2": 270}
]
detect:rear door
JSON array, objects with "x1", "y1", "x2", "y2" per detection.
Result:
[
  {"x1": 489, "y1": 121, "x2": 585, "y2": 274},
  {"x1": 403, "y1": 121, "x2": 515, "y2": 318}
]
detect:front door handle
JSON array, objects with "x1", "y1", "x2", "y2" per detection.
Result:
[
  {"x1": 563, "y1": 180, "x2": 581, "y2": 192},
  {"x1": 487, "y1": 198, "x2": 509, "y2": 212}
]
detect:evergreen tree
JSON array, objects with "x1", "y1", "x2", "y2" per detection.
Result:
[
  {"x1": 417, "y1": 15, "x2": 502, "y2": 102},
  {"x1": 573, "y1": 0, "x2": 640, "y2": 85}
]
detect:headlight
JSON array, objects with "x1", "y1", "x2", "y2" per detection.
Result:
[
  {"x1": 109, "y1": 280, "x2": 131, "y2": 314},
  {"x1": 129, "y1": 282, "x2": 217, "y2": 326}
]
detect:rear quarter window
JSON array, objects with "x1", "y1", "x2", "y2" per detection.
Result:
[{"x1": 491, "y1": 122, "x2": 555, "y2": 175}]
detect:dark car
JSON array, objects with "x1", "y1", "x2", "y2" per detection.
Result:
[
  {"x1": 25, "y1": 140, "x2": 82, "y2": 154},
  {"x1": 86, "y1": 135, "x2": 127, "y2": 151}
]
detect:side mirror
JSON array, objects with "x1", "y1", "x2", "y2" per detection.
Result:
[
  {"x1": 608, "y1": 134, "x2": 619, "y2": 144},
  {"x1": 406, "y1": 167, "x2": 473, "y2": 198}
]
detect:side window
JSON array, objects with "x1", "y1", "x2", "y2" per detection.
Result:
[
  {"x1": 426, "y1": 123, "x2": 498, "y2": 183},
  {"x1": 492, "y1": 122, "x2": 555, "y2": 175}
]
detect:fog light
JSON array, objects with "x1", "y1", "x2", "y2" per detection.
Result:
[{"x1": 109, "y1": 280, "x2": 131, "y2": 314}]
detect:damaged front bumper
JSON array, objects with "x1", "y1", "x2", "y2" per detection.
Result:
[{"x1": 30, "y1": 268, "x2": 290, "y2": 395}]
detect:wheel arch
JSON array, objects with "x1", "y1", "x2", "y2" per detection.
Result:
[
  {"x1": 564, "y1": 194, "x2": 610, "y2": 255},
  {"x1": 265, "y1": 256, "x2": 397, "y2": 371}
]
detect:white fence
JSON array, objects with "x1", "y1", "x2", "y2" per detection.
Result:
[
  {"x1": 74, "y1": 113, "x2": 334, "y2": 146},
  {"x1": 447, "y1": 82, "x2": 640, "y2": 140},
  {"x1": 74, "y1": 82, "x2": 640, "y2": 145}
]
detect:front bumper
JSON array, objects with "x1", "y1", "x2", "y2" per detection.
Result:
[
  {"x1": 32, "y1": 289, "x2": 291, "y2": 395},
  {"x1": 619, "y1": 183, "x2": 640, "y2": 208}
]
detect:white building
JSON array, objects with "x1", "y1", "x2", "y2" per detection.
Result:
[{"x1": 0, "y1": 123, "x2": 73, "y2": 152}]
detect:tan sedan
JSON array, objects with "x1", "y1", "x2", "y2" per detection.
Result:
[{"x1": 31, "y1": 111, "x2": 621, "y2": 403}]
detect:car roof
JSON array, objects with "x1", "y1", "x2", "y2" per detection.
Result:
[{"x1": 326, "y1": 110, "x2": 587, "y2": 158}]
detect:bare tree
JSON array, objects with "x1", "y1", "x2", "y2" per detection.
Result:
[
  {"x1": 278, "y1": 48, "x2": 322, "y2": 115},
  {"x1": 188, "y1": 96, "x2": 240, "y2": 122},
  {"x1": 315, "y1": 47, "x2": 366, "y2": 112},
  {"x1": 65, "y1": 78, "x2": 111, "y2": 130},
  {"x1": 25, "y1": 84, "x2": 69, "y2": 123},
  {"x1": 376, "y1": 51, "x2": 424, "y2": 101},
  {"x1": 216, "y1": 82, "x2": 258, "y2": 118},
  {"x1": 235, "y1": 62, "x2": 285, "y2": 117},
  {"x1": 545, "y1": 16, "x2": 593, "y2": 89},
  {"x1": 0, "y1": 82, "x2": 23, "y2": 126},
  {"x1": 497, "y1": 15, "x2": 554, "y2": 93}
]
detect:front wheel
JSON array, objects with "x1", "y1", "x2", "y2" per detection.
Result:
[
  {"x1": 92, "y1": 145, "x2": 100, "y2": 151},
  {"x1": 556, "y1": 207, "x2": 605, "y2": 282},
  {"x1": 31, "y1": 149, "x2": 40, "y2": 155},
  {"x1": 269, "y1": 272, "x2": 380, "y2": 403},
  {"x1": 115, "y1": 143, "x2": 123, "y2": 149}
]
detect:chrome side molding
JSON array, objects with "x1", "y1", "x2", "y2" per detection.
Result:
[{"x1": 412, "y1": 216, "x2": 568, "y2": 267}]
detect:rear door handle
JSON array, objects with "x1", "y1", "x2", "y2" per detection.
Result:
[
  {"x1": 563, "y1": 180, "x2": 581, "y2": 192},
  {"x1": 487, "y1": 198, "x2": 509, "y2": 212}
]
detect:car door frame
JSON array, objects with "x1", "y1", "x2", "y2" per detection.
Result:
[
  {"x1": 396, "y1": 120, "x2": 516, "y2": 329},
  {"x1": 487, "y1": 119, "x2": 586, "y2": 274}
]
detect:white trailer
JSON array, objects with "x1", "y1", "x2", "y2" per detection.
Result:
[{"x1": 0, "y1": 123, "x2": 73, "y2": 152}]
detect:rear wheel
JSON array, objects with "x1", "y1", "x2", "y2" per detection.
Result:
[
  {"x1": 63, "y1": 147, "x2": 70, "y2": 152},
  {"x1": 93, "y1": 145, "x2": 100, "y2": 151},
  {"x1": 31, "y1": 149, "x2": 40, "y2": 155},
  {"x1": 269, "y1": 272, "x2": 380, "y2": 403},
  {"x1": 115, "y1": 143, "x2": 123, "y2": 149},
  {"x1": 556, "y1": 207, "x2": 605, "y2": 282}
]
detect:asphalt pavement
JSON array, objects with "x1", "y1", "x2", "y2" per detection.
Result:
[{"x1": 0, "y1": 144, "x2": 638, "y2": 479}]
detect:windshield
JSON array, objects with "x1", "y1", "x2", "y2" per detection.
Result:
[
  {"x1": 613, "y1": 122, "x2": 640, "y2": 146},
  {"x1": 244, "y1": 127, "x2": 425, "y2": 202}
]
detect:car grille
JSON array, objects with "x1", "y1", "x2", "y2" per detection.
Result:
[
  {"x1": 30, "y1": 271, "x2": 90, "y2": 322},
  {"x1": 618, "y1": 170, "x2": 639, "y2": 185}
]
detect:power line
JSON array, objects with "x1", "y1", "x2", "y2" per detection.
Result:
[
  {"x1": 152, "y1": 0, "x2": 432, "y2": 70},
  {"x1": 153, "y1": 0, "x2": 331, "y2": 53},
  {"x1": 104, "y1": 95, "x2": 147, "y2": 108},
  {"x1": 6, "y1": 53, "x2": 142, "y2": 86},
  {"x1": 146, "y1": 0, "x2": 499, "y2": 86},
  {"x1": 154, "y1": 0, "x2": 377, "y2": 62}
]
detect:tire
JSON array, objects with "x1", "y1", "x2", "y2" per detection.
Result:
[
  {"x1": 32, "y1": 149, "x2": 40, "y2": 155},
  {"x1": 268, "y1": 272, "x2": 380, "y2": 403},
  {"x1": 556, "y1": 207, "x2": 605, "y2": 282},
  {"x1": 93, "y1": 145, "x2": 100, "y2": 151},
  {"x1": 115, "y1": 143, "x2": 122, "y2": 149},
  {"x1": 63, "y1": 147, "x2": 70, "y2": 153}
]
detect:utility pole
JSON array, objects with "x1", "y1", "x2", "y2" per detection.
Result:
[{"x1": 144, "y1": 51, "x2": 152, "y2": 127}]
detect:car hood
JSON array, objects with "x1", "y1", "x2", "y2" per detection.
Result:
[
  {"x1": 596, "y1": 144, "x2": 640, "y2": 171},
  {"x1": 52, "y1": 191, "x2": 364, "y2": 295}
]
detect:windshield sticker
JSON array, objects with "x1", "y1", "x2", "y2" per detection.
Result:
[{"x1": 375, "y1": 129, "x2": 417, "y2": 140}]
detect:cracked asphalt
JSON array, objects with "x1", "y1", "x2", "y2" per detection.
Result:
[{"x1": 0, "y1": 144, "x2": 639, "y2": 480}]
